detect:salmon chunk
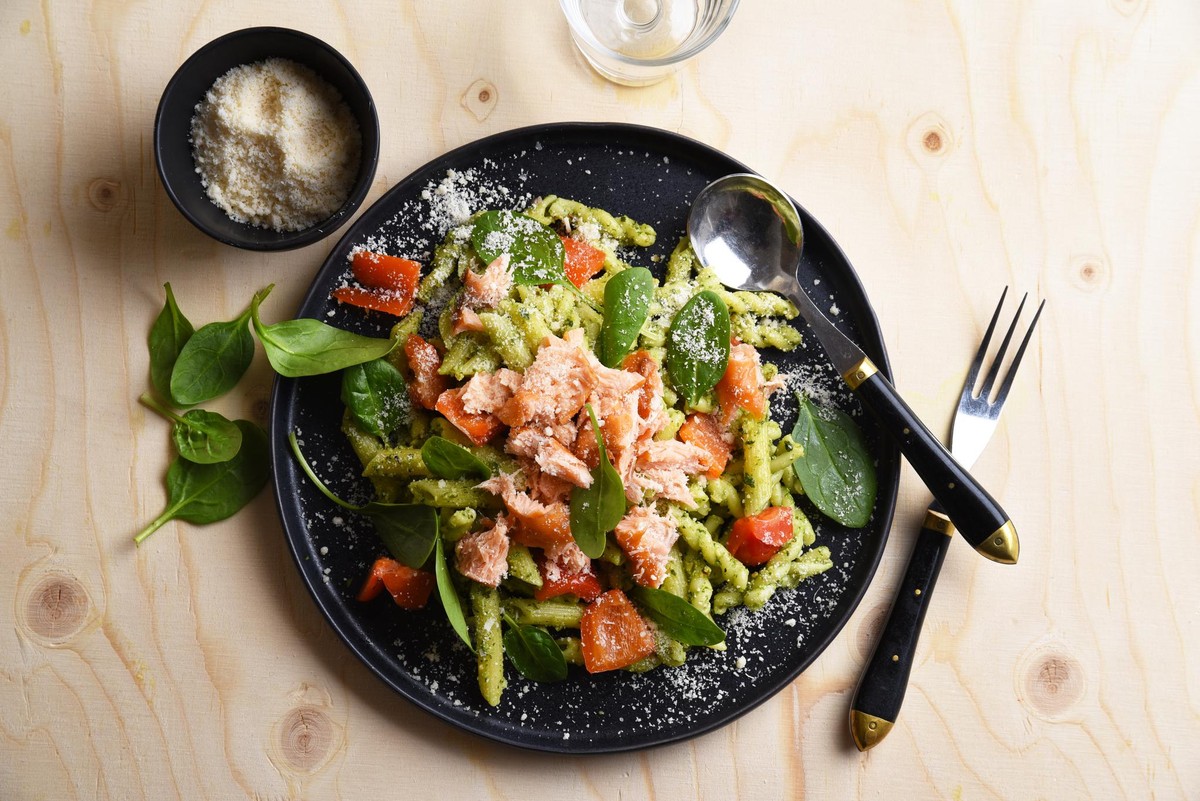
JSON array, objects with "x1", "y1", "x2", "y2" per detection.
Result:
[
  {"x1": 635, "y1": 440, "x2": 711, "y2": 475},
  {"x1": 498, "y1": 330, "x2": 597, "y2": 427},
  {"x1": 613, "y1": 506, "x2": 679, "y2": 588},
  {"x1": 460, "y1": 368, "x2": 522, "y2": 416},
  {"x1": 463, "y1": 253, "x2": 513, "y2": 310},
  {"x1": 455, "y1": 515, "x2": 511, "y2": 587},
  {"x1": 508, "y1": 426, "x2": 594, "y2": 488},
  {"x1": 478, "y1": 473, "x2": 574, "y2": 550}
]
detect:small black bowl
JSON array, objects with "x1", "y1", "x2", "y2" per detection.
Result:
[{"x1": 154, "y1": 27, "x2": 380, "y2": 251}]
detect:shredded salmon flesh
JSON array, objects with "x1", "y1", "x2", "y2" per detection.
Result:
[
  {"x1": 455, "y1": 515, "x2": 510, "y2": 587},
  {"x1": 463, "y1": 253, "x2": 514, "y2": 309},
  {"x1": 613, "y1": 506, "x2": 678, "y2": 588},
  {"x1": 508, "y1": 427, "x2": 593, "y2": 488},
  {"x1": 460, "y1": 368, "x2": 521, "y2": 415}
]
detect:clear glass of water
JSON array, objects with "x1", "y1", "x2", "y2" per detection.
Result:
[{"x1": 559, "y1": 0, "x2": 740, "y2": 86}]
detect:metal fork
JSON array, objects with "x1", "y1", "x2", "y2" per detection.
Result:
[{"x1": 849, "y1": 289, "x2": 1045, "y2": 750}]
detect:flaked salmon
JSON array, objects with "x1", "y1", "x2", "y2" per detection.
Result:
[
  {"x1": 455, "y1": 514, "x2": 510, "y2": 587},
  {"x1": 478, "y1": 473, "x2": 573, "y2": 550},
  {"x1": 613, "y1": 506, "x2": 678, "y2": 588},
  {"x1": 508, "y1": 426, "x2": 593, "y2": 488},
  {"x1": 498, "y1": 329, "x2": 597, "y2": 427},
  {"x1": 460, "y1": 368, "x2": 522, "y2": 416},
  {"x1": 463, "y1": 253, "x2": 513, "y2": 310}
]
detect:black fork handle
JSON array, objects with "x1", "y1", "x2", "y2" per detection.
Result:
[
  {"x1": 849, "y1": 501, "x2": 953, "y2": 749},
  {"x1": 847, "y1": 364, "x2": 1018, "y2": 564}
]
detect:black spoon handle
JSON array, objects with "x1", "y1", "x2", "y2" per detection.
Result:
[
  {"x1": 845, "y1": 361, "x2": 1018, "y2": 564},
  {"x1": 849, "y1": 504, "x2": 954, "y2": 750}
]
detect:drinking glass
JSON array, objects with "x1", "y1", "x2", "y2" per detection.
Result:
[{"x1": 559, "y1": 0, "x2": 740, "y2": 86}]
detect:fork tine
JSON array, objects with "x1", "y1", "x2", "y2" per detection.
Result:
[
  {"x1": 963, "y1": 287, "x2": 1008, "y2": 401},
  {"x1": 976, "y1": 293, "x2": 1028, "y2": 401},
  {"x1": 992, "y1": 298, "x2": 1046, "y2": 407}
]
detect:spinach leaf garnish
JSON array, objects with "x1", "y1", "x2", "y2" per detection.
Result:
[
  {"x1": 341, "y1": 358, "x2": 410, "y2": 438},
  {"x1": 630, "y1": 586, "x2": 726, "y2": 647},
  {"x1": 134, "y1": 420, "x2": 269, "y2": 545},
  {"x1": 502, "y1": 612, "x2": 568, "y2": 682},
  {"x1": 790, "y1": 393, "x2": 877, "y2": 528},
  {"x1": 436, "y1": 537, "x2": 473, "y2": 650},
  {"x1": 665, "y1": 290, "x2": 730, "y2": 406},
  {"x1": 420, "y1": 435, "x2": 492, "y2": 480},
  {"x1": 139, "y1": 393, "x2": 242, "y2": 464},
  {"x1": 470, "y1": 210, "x2": 568, "y2": 287},
  {"x1": 288, "y1": 432, "x2": 438, "y2": 567},
  {"x1": 251, "y1": 286, "x2": 396, "y2": 378},
  {"x1": 597, "y1": 266, "x2": 654, "y2": 368},
  {"x1": 169, "y1": 291, "x2": 260, "y2": 406},
  {"x1": 148, "y1": 282, "x2": 194, "y2": 401},
  {"x1": 569, "y1": 405, "x2": 626, "y2": 558}
]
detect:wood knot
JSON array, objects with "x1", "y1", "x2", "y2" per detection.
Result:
[
  {"x1": 908, "y1": 113, "x2": 953, "y2": 161},
  {"x1": 251, "y1": 398, "x2": 270, "y2": 425},
  {"x1": 461, "y1": 79, "x2": 498, "y2": 122},
  {"x1": 855, "y1": 602, "x2": 891, "y2": 661},
  {"x1": 1069, "y1": 254, "x2": 1109, "y2": 293},
  {"x1": 277, "y1": 706, "x2": 334, "y2": 773},
  {"x1": 1018, "y1": 643, "x2": 1084, "y2": 720},
  {"x1": 87, "y1": 178, "x2": 124, "y2": 212},
  {"x1": 22, "y1": 572, "x2": 91, "y2": 644}
]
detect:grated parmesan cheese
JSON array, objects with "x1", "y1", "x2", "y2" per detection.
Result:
[{"x1": 190, "y1": 58, "x2": 361, "y2": 231}]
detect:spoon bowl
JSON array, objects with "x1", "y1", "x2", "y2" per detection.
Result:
[{"x1": 687, "y1": 173, "x2": 805, "y2": 296}]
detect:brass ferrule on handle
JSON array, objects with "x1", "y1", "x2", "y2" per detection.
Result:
[
  {"x1": 842, "y1": 356, "x2": 879, "y2": 390},
  {"x1": 922, "y1": 509, "x2": 956, "y2": 537}
]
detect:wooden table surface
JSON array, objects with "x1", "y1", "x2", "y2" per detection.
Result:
[{"x1": 3, "y1": 1, "x2": 1197, "y2": 798}]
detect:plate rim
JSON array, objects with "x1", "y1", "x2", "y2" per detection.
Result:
[{"x1": 269, "y1": 120, "x2": 900, "y2": 753}]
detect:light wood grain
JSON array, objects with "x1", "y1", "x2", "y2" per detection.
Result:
[{"x1": 2, "y1": 0, "x2": 1198, "y2": 798}]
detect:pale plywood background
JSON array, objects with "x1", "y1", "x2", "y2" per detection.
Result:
[{"x1": 1, "y1": 0, "x2": 1198, "y2": 798}]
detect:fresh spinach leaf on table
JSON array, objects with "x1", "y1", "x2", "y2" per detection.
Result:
[
  {"x1": 134, "y1": 419, "x2": 269, "y2": 545},
  {"x1": 139, "y1": 393, "x2": 242, "y2": 464},
  {"x1": 169, "y1": 293, "x2": 258, "y2": 406},
  {"x1": 148, "y1": 282, "x2": 195, "y2": 401}
]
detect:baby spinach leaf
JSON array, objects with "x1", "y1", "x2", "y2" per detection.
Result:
[
  {"x1": 630, "y1": 586, "x2": 726, "y2": 647},
  {"x1": 252, "y1": 287, "x2": 396, "y2": 378},
  {"x1": 134, "y1": 420, "x2": 269, "y2": 545},
  {"x1": 288, "y1": 432, "x2": 438, "y2": 567},
  {"x1": 436, "y1": 536, "x2": 473, "y2": 651},
  {"x1": 169, "y1": 290, "x2": 262, "y2": 406},
  {"x1": 502, "y1": 612, "x2": 568, "y2": 682},
  {"x1": 665, "y1": 290, "x2": 730, "y2": 406},
  {"x1": 471, "y1": 210, "x2": 568, "y2": 287},
  {"x1": 148, "y1": 282, "x2": 194, "y2": 401},
  {"x1": 420, "y1": 436, "x2": 492, "y2": 480},
  {"x1": 597, "y1": 267, "x2": 654, "y2": 368},
  {"x1": 790, "y1": 393, "x2": 877, "y2": 528},
  {"x1": 341, "y1": 358, "x2": 410, "y2": 438},
  {"x1": 139, "y1": 393, "x2": 242, "y2": 464},
  {"x1": 569, "y1": 405, "x2": 626, "y2": 558}
]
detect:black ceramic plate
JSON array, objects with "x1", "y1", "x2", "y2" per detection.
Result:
[{"x1": 270, "y1": 122, "x2": 900, "y2": 753}]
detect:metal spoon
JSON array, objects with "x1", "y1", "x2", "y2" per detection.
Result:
[{"x1": 687, "y1": 173, "x2": 1018, "y2": 564}]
